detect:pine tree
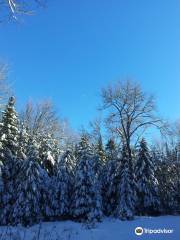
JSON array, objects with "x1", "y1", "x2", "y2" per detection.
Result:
[
  {"x1": 53, "y1": 149, "x2": 75, "y2": 219},
  {"x1": 95, "y1": 136, "x2": 106, "y2": 165},
  {"x1": 116, "y1": 146, "x2": 135, "y2": 220},
  {"x1": 18, "y1": 122, "x2": 29, "y2": 160},
  {"x1": 11, "y1": 141, "x2": 45, "y2": 226},
  {"x1": 73, "y1": 136, "x2": 102, "y2": 223},
  {"x1": 102, "y1": 139, "x2": 119, "y2": 216},
  {"x1": 0, "y1": 161, "x2": 3, "y2": 215},
  {"x1": 38, "y1": 133, "x2": 56, "y2": 176},
  {"x1": 156, "y1": 159, "x2": 180, "y2": 214},
  {"x1": 40, "y1": 169, "x2": 55, "y2": 222},
  {"x1": 135, "y1": 138, "x2": 160, "y2": 215},
  {"x1": 174, "y1": 163, "x2": 180, "y2": 214},
  {"x1": 0, "y1": 150, "x2": 20, "y2": 225},
  {"x1": 105, "y1": 139, "x2": 116, "y2": 160},
  {"x1": 0, "y1": 97, "x2": 21, "y2": 225},
  {"x1": 26, "y1": 138, "x2": 55, "y2": 222},
  {"x1": 0, "y1": 96, "x2": 19, "y2": 160}
]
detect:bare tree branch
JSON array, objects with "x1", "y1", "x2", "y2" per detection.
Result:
[
  {"x1": 20, "y1": 99, "x2": 78, "y2": 148},
  {"x1": 101, "y1": 80, "x2": 167, "y2": 159},
  {"x1": 0, "y1": 0, "x2": 46, "y2": 22},
  {"x1": 0, "y1": 63, "x2": 11, "y2": 109}
]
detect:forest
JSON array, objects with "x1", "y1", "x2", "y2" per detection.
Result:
[{"x1": 0, "y1": 74, "x2": 179, "y2": 227}]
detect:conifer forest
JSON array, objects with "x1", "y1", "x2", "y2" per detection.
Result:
[
  {"x1": 0, "y1": 80, "x2": 179, "y2": 227},
  {"x1": 0, "y1": 3, "x2": 179, "y2": 238}
]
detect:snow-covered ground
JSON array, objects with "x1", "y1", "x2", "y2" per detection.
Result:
[{"x1": 0, "y1": 216, "x2": 179, "y2": 240}]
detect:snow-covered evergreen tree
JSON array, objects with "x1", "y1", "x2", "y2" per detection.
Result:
[
  {"x1": 0, "y1": 96, "x2": 19, "y2": 160},
  {"x1": 105, "y1": 139, "x2": 116, "y2": 160},
  {"x1": 0, "y1": 97, "x2": 21, "y2": 225},
  {"x1": 135, "y1": 138, "x2": 160, "y2": 215},
  {"x1": 156, "y1": 159, "x2": 179, "y2": 214},
  {"x1": 18, "y1": 122, "x2": 29, "y2": 160},
  {"x1": 0, "y1": 150, "x2": 20, "y2": 225},
  {"x1": 11, "y1": 141, "x2": 45, "y2": 226},
  {"x1": 40, "y1": 170, "x2": 55, "y2": 222},
  {"x1": 37, "y1": 133, "x2": 61, "y2": 176},
  {"x1": 116, "y1": 146, "x2": 135, "y2": 220},
  {"x1": 102, "y1": 139, "x2": 119, "y2": 216},
  {"x1": 73, "y1": 136, "x2": 102, "y2": 223},
  {"x1": 0, "y1": 161, "x2": 3, "y2": 217},
  {"x1": 95, "y1": 136, "x2": 106, "y2": 165},
  {"x1": 174, "y1": 162, "x2": 180, "y2": 213},
  {"x1": 53, "y1": 149, "x2": 75, "y2": 219}
]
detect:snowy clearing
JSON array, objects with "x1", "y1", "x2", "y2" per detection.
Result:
[{"x1": 0, "y1": 216, "x2": 179, "y2": 240}]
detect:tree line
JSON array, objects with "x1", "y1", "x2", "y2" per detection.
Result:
[{"x1": 0, "y1": 80, "x2": 179, "y2": 227}]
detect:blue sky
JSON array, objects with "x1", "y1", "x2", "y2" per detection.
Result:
[{"x1": 0, "y1": 0, "x2": 180, "y2": 129}]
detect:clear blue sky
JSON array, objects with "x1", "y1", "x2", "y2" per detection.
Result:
[{"x1": 0, "y1": 0, "x2": 180, "y2": 129}]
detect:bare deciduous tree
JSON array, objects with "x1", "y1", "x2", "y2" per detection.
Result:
[
  {"x1": 21, "y1": 100, "x2": 63, "y2": 138},
  {"x1": 20, "y1": 100, "x2": 77, "y2": 148},
  {"x1": 0, "y1": 0, "x2": 46, "y2": 21},
  {"x1": 101, "y1": 80, "x2": 166, "y2": 160},
  {"x1": 0, "y1": 63, "x2": 10, "y2": 109},
  {"x1": 175, "y1": 120, "x2": 180, "y2": 137},
  {"x1": 89, "y1": 117, "x2": 104, "y2": 143},
  {"x1": 172, "y1": 120, "x2": 180, "y2": 160}
]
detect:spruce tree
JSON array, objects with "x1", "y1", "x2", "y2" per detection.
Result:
[
  {"x1": 40, "y1": 170, "x2": 55, "y2": 222},
  {"x1": 0, "y1": 97, "x2": 21, "y2": 225},
  {"x1": 0, "y1": 150, "x2": 20, "y2": 225},
  {"x1": 11, "y1": 141, "x2": 44, "y2": 226},
  {"x1": 26, "y1": 138, "x2": 55, "y2": 222},
  {"x1": 0, "y1": 162, "x2": 3, "y2": 217},
  {"x1": 156, "y1": 160, "x2": 179, "y2": 214},
  {"x1": 73, "y1": 136, "x2": 102, "y2": 223},
  {"x1": 95, "y1": 136, "x2": 106, "y2": 165},
  {"x1": 38, "y1": 134, "x2": 55, "y2": 176},
  {"x1": 0, "y1": 96, "x2": 19, "y2": 160},
  {"x1": 135, "y1": 138, "x2": 160, "y2": 215},
  {"x1": 116, "y1": 146, "x2": 135, "y2": 220},
  {"x1": 102, "y1": 139, "x2": 119, "y2": 216},
  {"x1": 54, "y1": 149, "x2": 75, "y2": 219},
  {"x1": 18, "y1": 122, "x2": 29, "y2": 160}
]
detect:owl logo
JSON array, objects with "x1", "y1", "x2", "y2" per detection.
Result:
[{"x1": 135, "y1": 227, "x2": 143, "y2": 236}]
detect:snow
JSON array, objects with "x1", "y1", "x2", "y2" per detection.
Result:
[
  {"x1": 47, "y1": 151, "x2": 55, "y2": 165},
  {"x1": 0, "y1": 216, "x2": 179, "y2": 240}
]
